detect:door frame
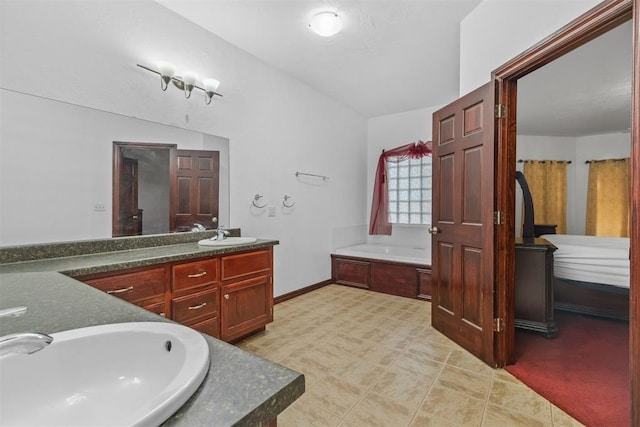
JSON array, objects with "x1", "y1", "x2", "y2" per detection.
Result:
[
  {"x1": 112, "y1": 141, "x2": 177, "y2": 236},
  {"x1": 491, "y1": 0, "x2": 638, "y2": 423}
]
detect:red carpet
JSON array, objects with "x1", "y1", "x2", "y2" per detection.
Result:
[{"x1": 506, "y1": 312, "x2": 630, "y2": 427}]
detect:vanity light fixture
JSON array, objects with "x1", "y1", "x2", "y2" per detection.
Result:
[
  {"x1": 137, "y1": 63, "x2": 223, "y2": 104},
  {"x1": 309, "y1": 11, "x2": 343, "y2": 37}
]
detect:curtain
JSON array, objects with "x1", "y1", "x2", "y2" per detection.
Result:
[
  {"x1": 522, "y1": 160, "x2": 568, "y2": 234},
  {"x1": 586, "y1": 158, "x2": 630, "y2": 237},
  {"x1": 369, "y1": 141, "x2": 432, "y2": 235}
]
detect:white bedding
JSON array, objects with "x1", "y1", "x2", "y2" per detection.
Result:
[{"x1": 540, "y1": 234, "x2": 630, "y2": 289}]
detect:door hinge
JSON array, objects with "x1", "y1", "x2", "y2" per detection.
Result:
[
  {"x1": 495, "y1": 104, "x2": 506, "y2": 118},
  {"x1": 493, "y1": 318, "x2": 505, "y2": 332},
  {"x1": 493, "y1": 210, "x2": 504, "y2": 225}
]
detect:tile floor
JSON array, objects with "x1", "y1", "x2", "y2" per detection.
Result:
[{"x1": 236, "y1": 284, "x2": 584, "y2": 427}]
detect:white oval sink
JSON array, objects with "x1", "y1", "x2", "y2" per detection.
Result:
[
  {"x1": 0, "y1": 322, "x2": 210, "y2": 427},
  {"x1": 198, "y1": 236, "x2": 257, "y2": 246}
]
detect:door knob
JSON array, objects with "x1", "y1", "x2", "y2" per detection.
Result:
[
  {"x1": 224, "y1": 294, "x2": 229, "y2": 300},
  {"x1": 428, "y1": 226, "x2": 440, "y2": 235}
]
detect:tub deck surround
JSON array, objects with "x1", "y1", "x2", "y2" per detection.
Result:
[
  {"x1": 0, "y1": 272, "x2": 304, "y2": 426},
  {"x1": 332, "y1": 244, "x2": 432, "y2": 300}
]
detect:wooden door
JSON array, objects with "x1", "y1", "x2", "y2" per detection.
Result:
[
  {"x1": 431, "y1": 82, "x2": 497, "y2": 366},
  {"x1": 172, "y1": 150, "x2": 220, "y2": 231},
  {"x1": 116, "y1": 157, "x2": 141, "y2": 237}
]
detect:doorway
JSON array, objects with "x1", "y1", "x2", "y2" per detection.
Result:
[
  {"x1": 491, "y1": 0, "x2": 638, "y2": 424},
  {"x1": 112, "y1": 142, "x2": 175, "y2": 237}
]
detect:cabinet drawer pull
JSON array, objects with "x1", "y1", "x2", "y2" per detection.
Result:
[
  {"x1": 106, "y1": 286, "x2": 134, "y2": 295},
  {"x1": 188, "y1": 302, "x2": 207, "y2": 310},
  {"x1": 224, "y1": 294, "x2": 229, "y2": 300},
  {"x1": 187, "y1": 272, "x2": 207, "y2": 278},
  {"x1": 159, "y1": 312, "x2": 166, "y2": 317}
]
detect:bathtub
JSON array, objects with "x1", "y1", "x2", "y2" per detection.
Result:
[
  {"x1": 331, "y1": 244, "x2": 432, "y2": 299},
  {"x1": 334, "y1": 244, "x2": 431, "y2": 266}
]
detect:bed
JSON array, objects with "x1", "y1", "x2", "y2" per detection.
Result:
[{"x1": 540, "y1": 234, "x2": 630, "y2": 321}]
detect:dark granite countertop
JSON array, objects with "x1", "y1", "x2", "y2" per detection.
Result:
[
  {"x1": 0, "y1": 272, "x2": 304, "y2": 426},
  {"x1": 0, "y1": 239, "x2": 279, "y2": 277}
]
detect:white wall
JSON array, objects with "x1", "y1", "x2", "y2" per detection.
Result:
[
  {"x1": 365, "y1": 106, "x2": 440, "y2": 249},
  {"x1": 459, "y1": 0, "x2": 601, "y2": 95},
  {"x1": 0, "y1": 0, "x2": 367, "y2": 297},
  {"x1": 516, "y1": 132, "x2": 631, "y2": 235}
]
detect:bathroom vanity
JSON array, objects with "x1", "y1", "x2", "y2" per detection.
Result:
[
  {"x1": 77, "y1": 247, "x2": 274, "y2": 342},
  {"x1": 0, "y1": 232, "x2": 303, "y2": 426}
]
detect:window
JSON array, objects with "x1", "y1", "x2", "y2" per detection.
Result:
[{"x1": 387, "y1": 156, "x2": 432, "y2": 225}]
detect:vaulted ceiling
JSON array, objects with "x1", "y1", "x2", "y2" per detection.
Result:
[{"x1": 157, "y1": 0, "x2": 631, "y2": 137}]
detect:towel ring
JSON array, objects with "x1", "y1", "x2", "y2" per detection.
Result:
[
  {"x1": 252, "y1": 194, "x2": 268, "y2": 208},
  {"x1": 283, "y1": 195, "x2": 295, "y2": 208}
]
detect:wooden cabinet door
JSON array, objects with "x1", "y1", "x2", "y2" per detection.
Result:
[
  {"x1": 220, "y1": 274, "x2": 273, "y2": 342},
  {"x1": 431, "y1": 81, "x2": 496, "y2": 366}
]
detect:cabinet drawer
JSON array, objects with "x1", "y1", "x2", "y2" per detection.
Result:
[
  {"x1": 84, "y1": 267, "x2": 166, "y2": 304},
  {"x1": 144, "y1": 301, "x2": 167, "y2": 318},
  {"x1": 172, "y1": 287, "x2": 218, "y2": 324},
  {"x1": 221, "y1": 250, "x2": 271, "y2": 281},
  {"x1": 172, "y1": 258, "x2": 219, "y2": 292},
  {"x1": 190, "y1": 317, "x2": 220, "y2": 338}
]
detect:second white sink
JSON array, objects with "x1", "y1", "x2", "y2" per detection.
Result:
[
  {"x1": 198, "y1": 237, "x2": 257, "y2": 246},
  {"x1": 0, "y1": 322, "x2": 210, "y2": 426}
]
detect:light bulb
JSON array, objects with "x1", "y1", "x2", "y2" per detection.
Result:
[
  {"x1": 158, "y1": 61, "x2": 176, "y2": 91},
  {"x1": 309, "y1": 12, "x2": 343, "y2": 37},
  {"x1": 203, "y1": 78, "x2": 220, "y2": 93},
  {"x1": 182, "y1": 71, "x2": 198, "y2": 98}
]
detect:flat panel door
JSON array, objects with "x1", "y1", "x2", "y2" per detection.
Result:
[{"x1": 431, "y1": 82, "x2": 496, "y2": 365}]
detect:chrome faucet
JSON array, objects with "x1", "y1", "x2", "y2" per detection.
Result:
[
  {"x1": 191, "y1": 223, "x2": 206, "y2": 232},
  {"x1": 0, "y1": 332, "x2": 53, "y2": 357},
  {"x1": 215, "y1": 225, "x2": 230, "y2": 241}
]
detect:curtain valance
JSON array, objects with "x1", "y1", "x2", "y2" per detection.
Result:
[{"x1": 369, "y1": 141, "x2": 432, "y2": 235}]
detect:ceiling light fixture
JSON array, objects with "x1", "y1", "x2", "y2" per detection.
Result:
[
  {"x1": 309, "y1": 12, "x2": 343, "y2": 37},
  {"x1": 137, "y1": 63, "x2": 223, "y2": 105}
]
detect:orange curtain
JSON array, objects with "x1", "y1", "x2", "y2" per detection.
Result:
[
  {"x1": 585, "y1": 158, "x2": 630, "y2": 237},
  {"x1": 522, "y1": 161, "x2": 568, "y2": 234}
]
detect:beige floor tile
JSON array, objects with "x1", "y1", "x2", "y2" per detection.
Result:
[
  {"x1": 235, "y1": 284, "x2": 583, "y2": 427},
  {"x1": 488, "y1": 378, "x2": 553, "y2": 423},
  {"x1": 405, "y1": 337, "x2": 453, "y2": 363},
  {"x1": 370, "y1": 368, "x2": 434, "y2": 410},
  {"x1": 333, "y1": 358, "x2": 387, "y2": 389},
  {"x1": 300, "y1": 374, "x2": 366, "y2": 418},
  {"x1": 482, "y1": 403, "x2": 552, "y2": 427},
  {"x1": 409, "y1": 413, "x2": 457, "y2": 426},
  {"x1": 447, "y1": 348, "x2": 496, "y2": 377},
  {"x1": 342, "y1": 391, "x2": 414, "y2": 427},
  {"x1": 278, "y1": 399, "x2": 342, "y2": 427},
  {"x1": 552, "y1": 405, "x2": 585, "y2": 427},
  {"x1": 435, "y1": 364, "x2": 492, "y2": 401},
  {"x1": 387, "y1": 351, "x2": 444, "y2": 379},
  {"x1": 417, "y1": 384, "x2": 486, "y2": 426}
]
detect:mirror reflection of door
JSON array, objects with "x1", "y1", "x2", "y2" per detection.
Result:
[
  {"x1": 113, "y1": 142, "x2": 220, "y2": 237},
  {"x1": 173, "y1": 150, "x2": 220, "y2": 232},
  {"x1": 118, "y1": 157, "x2": 141, "y2": 236}
]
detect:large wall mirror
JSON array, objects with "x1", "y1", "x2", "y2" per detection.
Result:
[{"x1": 0, "y1": 89, "x2": 230, "y2": 246}]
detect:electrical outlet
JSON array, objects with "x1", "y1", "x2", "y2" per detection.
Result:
[
  {"x1": 94, "y1": 203, "x2": 107, "y2": 212},
  {"x1": 268, "y1": 206, "x2": 276, "y2": 217}
]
